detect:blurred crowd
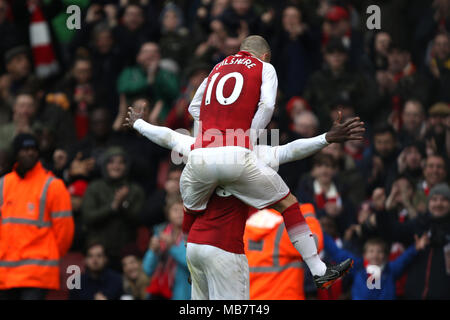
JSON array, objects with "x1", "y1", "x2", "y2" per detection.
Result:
[{"x1": 0, "y1": 0, "x2": 449, "y2": 300}]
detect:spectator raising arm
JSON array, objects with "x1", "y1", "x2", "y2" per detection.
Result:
[{"x1": 323, "y1": 233, "x2": 363, "y2": 273}]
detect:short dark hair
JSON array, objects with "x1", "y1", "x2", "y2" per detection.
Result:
[
  {"x1": 373, "y1": 122, "x2": 396, "y2": 138},
  {"x1": 72, "y1": 55, "x2": 92, "y2": 68},
  {"x1": 84, "y1": 239, "x2": 107, "y2": 257},
  {"x1": 393, "y1": 174, "x2": 415, "y2": 191},
  {"x1": 312, "y1": 153, "x2": 337, "y2": 168},
  {"x1": 89, "y1": 106, "x2": 111, "y2": 120},
  {"x1": 120, "y1": 243, "x2": 143, "y2": 261},
  {"x1": 403, "y1": 140, "x2": 425, "y2": 158},
  {"x1": 92, "y1": 22, "x2": 112, "y2": 38},
  {"x1": 424, "y1": 154, "x2": 447, "y2": 171},
  {"x1": 363, "y1": 237, "x2": 389, "y2": 256},
  {"x1": 387, "y1": 42, "x2": 408, "y2": 54},
  {"x1": 425, "y1": 153, "x2": 445, "y2": 163},
  {"x1": 4, "y1": 45, "x2": 29, "y2": 65},
  {"x1": 325, "y1": 38, "x2": 348, "y2": 54},
  {"x1": 126, "y1": 0, "x2": 144, "y2": 8}
]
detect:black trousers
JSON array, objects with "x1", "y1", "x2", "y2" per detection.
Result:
[{"x1": 0, "y1": 288, "x2": 48, "y2": 300}]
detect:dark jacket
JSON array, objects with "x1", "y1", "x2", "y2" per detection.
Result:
[
  {"x1": 296, "y1": 173, "x2": 357, "y2": 237},
  {"x1": 360, "y1": 146, "x2": 399, "y2": 197},
  {"x1": 375, "y1": 210, "x2": 450, "y2": 299},
  {"x1": 218, "y1": 6, "x2": 261, "y2": 37},
  {"x1": 69, "y1": 268, "x2": 123, "y2": 300},
  {"x1": 271, "y1": 27, "x2": 320, "y2": 98},
  {"x1": 113, "y1": 130, "x2": 168, "y2": 195},
  {"x1": 303, "y1": 66, "x2": 376, "y2": 131},
  {"x1": 81, "y1": 147, "x2": 145, "y2": 262}
]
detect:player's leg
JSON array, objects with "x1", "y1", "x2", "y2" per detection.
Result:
[
  {"x1": 270, "y1": 193, "x2": 327, "y2": 277},
  {"x1": 272, "y1": 194, "x2": 353, "y2": 289},
  {"x1": 199, "y1": 244, "x2": 249, "y2": 300},
  {"x1": 181, "y1": 147, "x2": 247, "y2": 213},
  {"x1": 225, "y1": 157, "x2": 326, "y2": 276},
  {"x1": 224, "y1": 153, "x2": 352, "y2": 287},
  {"x1": 223, "y1": 151, "x2": 290, "y2": 211},
  {"x1": 179, "y1": 149, "x2": 219, "y2": 213},
  {"x1": 186, "y1": 243, "x2": 210, "y2": 300}
]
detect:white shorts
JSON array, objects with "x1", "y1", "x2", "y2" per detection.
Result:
[
  {"x1": 186, "y1": 243, "x2": 249, "y2": 300},
  {"x1": 180, "y1": 146, "x2": 290, "y2": 211}
]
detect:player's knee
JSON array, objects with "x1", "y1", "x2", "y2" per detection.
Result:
[{"x1": 271, "y1": 193, "x2": 298, "y2": 213}]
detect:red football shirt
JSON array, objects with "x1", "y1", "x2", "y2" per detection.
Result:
[
  {"x1": 191, "y1": 51, "x2": 277, "y2": 150},
  {"x1": 187, "y1": 191, "x2": 257, "y2": 254}
]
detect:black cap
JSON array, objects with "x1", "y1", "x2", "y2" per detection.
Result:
[{"x1": 12, "y1": 133, "x2": 39, "y2": 158}]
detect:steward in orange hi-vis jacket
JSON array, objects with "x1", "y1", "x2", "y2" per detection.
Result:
[
  {"x1": 0, "y1": 134, "x2": 74, "y2": 293},
  {"x1": 244, "y1": 203, "x2": 323, "y2": 300}
]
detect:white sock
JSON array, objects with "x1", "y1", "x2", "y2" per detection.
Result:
[
  {"x1": 303, "y1": 254, "x2": 327, "y2": 276},
  {"x1": 291, "y1": 232, "x2": 327, "y2": 276}
]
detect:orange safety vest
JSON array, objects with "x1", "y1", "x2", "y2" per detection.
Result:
[
  {"x1": 244, "y1": 203, "x2": 323, "y2": 300},
  {"x1": 0, "y1": 162, "x2": 74, "y2": 290}
]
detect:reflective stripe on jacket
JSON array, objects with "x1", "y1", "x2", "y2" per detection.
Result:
[
  {"x1": 0, "y1": 162, "x2": 74, "y2": 290},
  {"x1": 244, "y1": 204, "x2": 323, "y2": 300}
]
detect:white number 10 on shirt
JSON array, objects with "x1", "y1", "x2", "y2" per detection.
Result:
[{"x1": 205, "y1": 72, "x2": 244, "y2": 106}]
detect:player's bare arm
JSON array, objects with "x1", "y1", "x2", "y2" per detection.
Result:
[{"x1": 128, "y1": 106, "x2": 194, "y2": 155}]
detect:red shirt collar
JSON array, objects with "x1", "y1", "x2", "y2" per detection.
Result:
[{"x1": 236, "y1": 50, "x2": 252, "y2": 57}]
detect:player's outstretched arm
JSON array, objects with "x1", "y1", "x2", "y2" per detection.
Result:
[
  {"x1": 124, "y1": 106, "x2": 195, "y2": 156},
  {"x1": 267, "y1": 111, "x2": 365, "y2": 166}
]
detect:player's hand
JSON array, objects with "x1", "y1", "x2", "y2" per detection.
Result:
[
  {"x1": 124, "y1": 106, "x2": 144, "y2": 128},
  {"x1": 325, "y1": 110, "x2": 365, "y2": 143}
]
